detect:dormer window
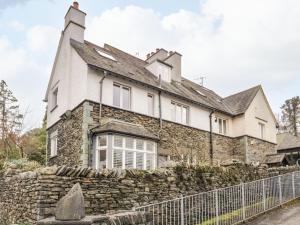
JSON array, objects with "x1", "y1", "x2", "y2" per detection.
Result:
[{"x1": 95, "y1": 48, "x2": 117, "y2": 62}]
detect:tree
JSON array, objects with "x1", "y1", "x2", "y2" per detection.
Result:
[
  {"x1": 280, "y1": 96, "x2": 300, "y2": 136},
  {"x1": 0, "y1": 80, "x2": 23, "y2": 159}
]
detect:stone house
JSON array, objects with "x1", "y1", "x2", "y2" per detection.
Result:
[{"x1": 44, "y1": 2, "x2": 278, "y2": 169}]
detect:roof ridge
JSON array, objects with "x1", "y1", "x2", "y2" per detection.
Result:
[{"x1": 224, "y1": 85, "x2": 261, "y2": 100}]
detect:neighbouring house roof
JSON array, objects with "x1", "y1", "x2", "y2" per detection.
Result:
[
  {"x1": 223, "y1": 85, "x2": 262, "y2": 115},
  {"x1": 70, "y1": 39, "x2": 263, "y2": 117},
  {"x1": 264, "y1": 154, "x2": 285, "y2": 164},
  {"x1": 277, "y1": 133, "x2": 300, "y2": 151},
  {"x1": 91, "y1": 119, "x2": 159, "y2": 141}
]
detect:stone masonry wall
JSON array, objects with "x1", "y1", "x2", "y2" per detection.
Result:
[
  {"x1": 47, "y1": 104, "x2": 84, "y2": 166},
  {"x1": 1, "y1": 165, "x2": 298, "y2": 225},
  {"x1": 92, "y1": 102, "x2": 243, "y2": 164},
  {"x1": 245, "y1": 136, "x2": 277, "y2": 164}
]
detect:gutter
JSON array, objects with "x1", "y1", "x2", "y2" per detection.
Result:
[
  {"x1": 209, "y1": 110, "x2": 215, "y2": 165},
  {"x1": 87, "y1": 64, "x2": 234, "y2": 117}
]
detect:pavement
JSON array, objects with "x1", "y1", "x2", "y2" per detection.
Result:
[{"x1": 246, "y1": 201, "x2": 300, "y2": 225}]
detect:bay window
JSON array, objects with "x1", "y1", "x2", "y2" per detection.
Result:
[
  {"x1": 50, "y1": 130, "x2": 58, "y2": 157},
  {"x1": 171, "y1": 101, "x2": 189, "y2": 125},
  {"x1": 95, "y1": 134, "x2": 157, "y2": 170},
  {"x1": 113, "y1": 83, "x2": 131, "y2": 110}
]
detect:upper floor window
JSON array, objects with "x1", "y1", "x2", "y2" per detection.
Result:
[
  {"x1": 50, "y1": 130, "x2": 58, "y2": 157},
  {"x1": 113, "y1": 83, "x2": 131, "y2": 110},
  {"x1": 217, "y1": 118, "x2": 227, "y2": 135},
  {"x1": 51, "y1": 87, "x2": 58, "y2": 111},
  {"x1": 147, "y1": 94, "x2": 154, "y2": 116},
  {"x1": 171, "y1": 101, "x2": 189, "y2": 125},
  {"x1": 259, "y1": 123, "x2": 265, "y2": 139}
]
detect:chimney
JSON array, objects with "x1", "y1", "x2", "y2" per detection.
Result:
[
  {"x1": 164, "y1": 51, "x2": 182, "y2": 83},
  {"x1": 146, "y1": 48, "x2": 168, "y2": 63},
  {"x1": 64, "y1": 1, "x2": 86, "y2": 43}
]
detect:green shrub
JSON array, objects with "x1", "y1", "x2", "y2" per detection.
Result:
[{"x1": 3, "y1": 158, "x2": 41, "y2": 171}]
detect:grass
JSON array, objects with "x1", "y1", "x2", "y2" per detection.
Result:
[{"x1": 197, "y1": 198, "x2": 276, "y2": 225}]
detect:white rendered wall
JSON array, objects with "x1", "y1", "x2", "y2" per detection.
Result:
[{"x1": 244, "y1": 89, "x2": 277, "y2": 143}]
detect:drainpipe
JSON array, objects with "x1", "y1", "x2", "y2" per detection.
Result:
[
  {"x1": 99, "y1": 70, "x2": 107, "y2": 124},
  {"x1": 209, "y1": 110, "x2": 215, "y2": 165},
  {"x1": 158, "y1": 75, "x2": 163, "y2": 136}
]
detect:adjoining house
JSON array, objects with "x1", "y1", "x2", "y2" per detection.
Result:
[
  {"x1": 265, "y1": 133, "x2": 300, "y2": 167},
  {"x1": 44, "y1": 2, "x2": 278, "y2": 170}
]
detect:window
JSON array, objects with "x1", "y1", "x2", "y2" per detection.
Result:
[
  {"x1": 113, "y1": 83, "x2": 131, "y2": 110},
  {"x1": 259, "y1": 123, "x2": 265, "y2": 139},
  {"x1": 51, "y1": 88, "x2": 58, "y2": 110},
  {"x1": 95, "y1": 48, "x2": 117, "y2": 61},
  {"x1": 171, "y1": 101, "x2": 189, "y2": 125},
  {"x1": 147, "y1": 94, "x2": 154, "y2": 116},
  {"x1": 96, "y1": 135, "x2": 107, "y2": 170},
  {"x1": 50, "y1": 131, "x2": 58, "y2": 157},
  {"x1": 217, "y1": 118, "x2": 227, "y2": 135},
  {"x1": 112, "y1": 135, "x2": 156, "y2": 170}
]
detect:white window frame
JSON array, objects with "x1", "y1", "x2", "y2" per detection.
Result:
[
  {"x1": 51, "y1": 87, "x2": 58, "y2": 111},
  {"x1": 113, "y1": 83, "x2": 131, "y2": 110},
  {"x1": 171, "y1": 101, "x2": 189, "y2": 125},
  {"x1": 112, "y1": 135, "x2": 157, "y2": 170},
  {"x1": 259, "y1": 122, "x2": 265, "y2": 139},
  {"x1": 95, "y1": 135, "x2": 108, "y2": 170},
  {"x1": 217, "y1": 117, "x2": 227, "y2": 135},
  {"x1": 50, "y1": 130, "x2": 58, "y2": 157},
  {"x1": 147, "y1": 93, "x2": 154, "y2": 116}
]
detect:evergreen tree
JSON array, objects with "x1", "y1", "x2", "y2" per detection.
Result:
[{"x1": 280, "y1": 96, "x2": 300, "y2": 136}]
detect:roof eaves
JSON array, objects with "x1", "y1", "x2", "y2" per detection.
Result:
[{"x1": 87, "y1": 64, "x2": 234, "y2": 116}]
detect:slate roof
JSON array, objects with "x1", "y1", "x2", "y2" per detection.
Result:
[
  {"x1": 277, "y1": 133, "x2": 300, "y2": 151},
  {"x1": 223, "y1": 85, "x2": 261, "y2": 115},
  {"x1": 91, "y1": 119, "x2": 159, "y2": 141},
  {"x1": 70, "y1": 39, "x2": 262, "y2": 116},
  {"x1": 264, "y1": 154, "x2": 285, "y2": 164}
]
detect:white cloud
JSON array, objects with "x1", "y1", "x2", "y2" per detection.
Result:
[
  {"x1": 85, "y1": 1, "x2": 300, "y2": 111},
  {"x1": 26, "y1": 25, "x2": 60, "y2": 53},
  {"x1": 7, "y1": 20, "x2": 26, "y2": 31}
]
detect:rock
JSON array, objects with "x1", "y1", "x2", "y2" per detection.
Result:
[
  {"x1": 38, "y1": 166, "x2": 58, "y2": 175},
  {"x1": 55, "y1": 183, "x2": 85, "y2": 221}
]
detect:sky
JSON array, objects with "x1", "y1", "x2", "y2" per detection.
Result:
[{"x1": 1, "y1": 0, "x2": 300, "y2": 129}]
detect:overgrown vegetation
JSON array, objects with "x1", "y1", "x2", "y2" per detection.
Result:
[{"x1": 0, "y1": 80, "x2": 46, "y2": 170}]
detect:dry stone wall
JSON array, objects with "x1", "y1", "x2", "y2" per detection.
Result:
[{"x1": 0, "y1": 164, "x2": 298, "y2": 225}]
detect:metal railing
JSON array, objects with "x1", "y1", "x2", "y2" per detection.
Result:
[{"x1": 134, "y1": 171, "x2": 300, "y2": 225}]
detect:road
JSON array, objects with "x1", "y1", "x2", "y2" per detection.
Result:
[{"x1": 247, "y1": 202, "x2": 300, "y2": 225}]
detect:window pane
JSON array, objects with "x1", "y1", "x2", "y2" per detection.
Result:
[
  {"x1": 146, "y1": 141, "x2": 154, "y2": 152},
  {"x1": 122, "y1": 87, "x2": 130, "y2": 109},
  {"x1": 148, "y1": 94, "x2": 154, "y2": 116},
  {"x1": 113, "y1": 149, "x2": 123, "y2": 168},
  {"x1": 114, "y1": 136, "x2": 123, "y2": 147},
  {"x1": 182, "y1": 107, "x2": 187, "y2": 125},
  {"x1": 176, "y1": 104, "x2": 181, "y2": 123},
  {"x1": 218, "y1": 119, "x2": 223, "y2": 134},
  {"x1": 98, "y1": 136, "x2": 107, "y2": 147},
  {"x1": 223, "y1": 120, "x2": 227, "y2": 135},
  {"x1": 146, "y1": 153, "x2": 155, "y2": 170},
  {"x1": 136, "y1": 152, "x2": 144, "y2": 169},
  {"x1": 125, "y1": 137, "x2": 134, "y2": 149},
  {"x1": 113, "y1": 84, "x2": 121, "y2": 107},
  {"x1": 99, "y1": 150, "x2": 106, "y2": 169},
  {"x1": 171, "y1": 102, "x2": 176, "y2": 122},
  {"x1": 125, "y1": 151, "x2": 134, "y2": 168},
  {"x1": 136, "y1": 139, "x2": 144, "y2": 150}
]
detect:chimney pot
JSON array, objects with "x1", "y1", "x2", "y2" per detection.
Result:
[
  {"x1": 151, "y1": 52, "x2": 155, "y2": 56},
  {"x1": 73, "y1": 1, "x2": 79, "y2": 9},
  {"x1": 147, "y1": 53, "x2": 151, "y2": 59},
  {"x1": 156, "y1": 48, "x2": 160, "y2": 52}
]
